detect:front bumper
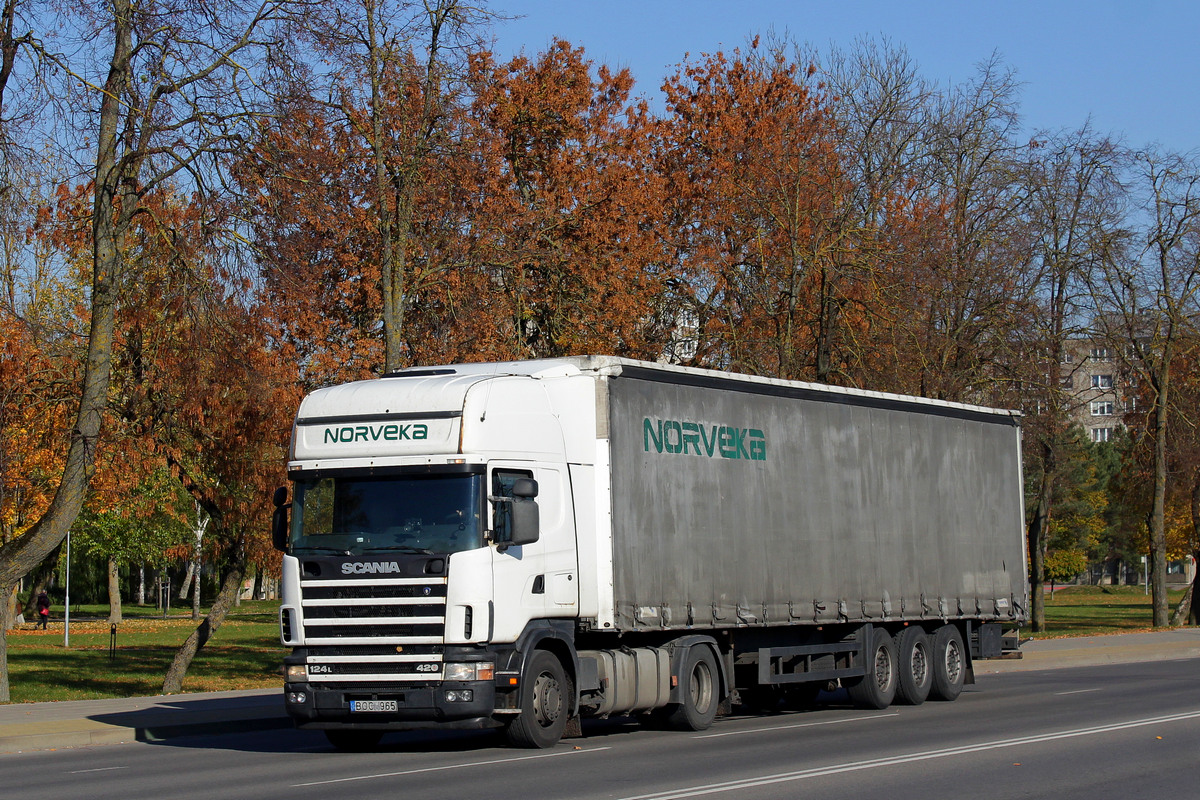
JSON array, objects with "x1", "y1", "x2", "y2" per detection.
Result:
[{"x1": 284, "y1": 681, "x2": 498, "y2": 729}]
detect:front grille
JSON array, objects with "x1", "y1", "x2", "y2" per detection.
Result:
[
  {"x1": 304, "y1": 623, "x2": 444, "y2": 639},
  {"x1": 297, "y1": 576, "x2": 449, "y2": 682},
  {"x1": 303, "y1": 584, "x2": 447, "y2": 600},
  {"x1": 298, "y1": 576, "x2": 447, "y2": 645},
  {"x1": 304, "y1": 604, "x2": 444, "y2": 620},
  {"x1": 310, "y1": 644, "x2": 443, "y2": 657}
]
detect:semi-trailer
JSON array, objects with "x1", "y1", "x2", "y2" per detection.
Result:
[{"x1": 273, "y1": 356, "x2": 1027, "y2": 749}]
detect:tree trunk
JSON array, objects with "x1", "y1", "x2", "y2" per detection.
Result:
[
  {"x1": 1149, "y1": 367, "x2": 1171, "y2": 628},
  {"x1": 107, "y1": 555, "x2": 122, "y2": 624},
  {"x1": 162, "y1": 556, "x2": 246, "y2": 693},
  {"x1": 1173, "y1": 480, "x2": 1200, "y2": 626},
  {"x1": 3, "y1": 582, "x2": 18, "y2": 633},
  {"x1": 179, "y1": 561, "x2": 194, "y2": 601},
  {"x1": 1026, "y1": 441, "x2": 1054, "y2": 632},
  {"x1": 192, "y1": 565, "x2": 201, "y2": 621},
  {"x1": 135, "y1": 564, "x2": 145, "y2": 606}
]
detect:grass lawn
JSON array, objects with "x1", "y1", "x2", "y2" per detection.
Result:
[
  {"x1": 1033, "y1": 584, "x2": 1190, "y2": 638},
  {"x1": 5, "y1": 600, "x2": 285, "y2": 703}
]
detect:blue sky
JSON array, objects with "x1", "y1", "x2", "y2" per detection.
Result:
[{"x1": 491, "y1": 1, "x2": 1198, "y2": 154}]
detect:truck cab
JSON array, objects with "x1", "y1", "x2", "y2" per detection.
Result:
[{"x1": 275, "y1": 361, "x2": 595, "y2": 749}]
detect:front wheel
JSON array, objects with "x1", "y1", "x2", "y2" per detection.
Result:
[
  {"x1": 505, "y1": 650, "x2": 572, "y2": 748},
  {"x1": 664, "y1": 646, "x2": 719, "y2": 731}
]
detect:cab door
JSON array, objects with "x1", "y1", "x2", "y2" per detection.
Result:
[{"x1": 489, "y1": 463, "x2": 578, "y2": 643}]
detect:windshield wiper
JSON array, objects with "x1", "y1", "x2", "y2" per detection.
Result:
[
  {"x1": 363, "y1": 545, "x2": 435, "y2": 555},
  {"x1": 294, "y1": 546, "x2": 353, "y2": 555}
]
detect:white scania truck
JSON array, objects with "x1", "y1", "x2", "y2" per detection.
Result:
[{"x1": 272, "y1": 356, "x2": 1027, "y2": 750}]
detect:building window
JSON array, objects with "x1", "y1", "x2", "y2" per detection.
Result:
[
  {"x1": 1090, "y1": 401, "x2": 1114, "y2": 416},
  {"x1": 1091, "y1": 374, "x2": 1114, "y2": 389},
  {"x1": 1122, "y1": 398, "x2": 1139, "y2": 413},
  {"x1": 1090, "y1": 346, "x2": 1113, "y2": 361},
  {"x1": 1091, "y1": 427, "x2": 1114, "y2": 443}
]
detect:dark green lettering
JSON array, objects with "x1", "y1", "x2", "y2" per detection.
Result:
[{"x1": 643, "y1": 418, "x2": 664, "y2": 453}]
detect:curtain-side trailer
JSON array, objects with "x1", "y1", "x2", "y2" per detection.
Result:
[{"x1": 273, "y1": 356, "x2": 1027, "y2": 750}]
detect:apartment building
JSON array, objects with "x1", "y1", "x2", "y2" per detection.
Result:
[{"x1": 1060, "y1": 340, "x2": 1132, "y2": 443}]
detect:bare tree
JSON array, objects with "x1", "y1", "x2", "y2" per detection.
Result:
[
  {"x1": 913, "y1": 54, "x2": 1033, "y2": 403},
  {"x1": 1091, "y1": 147, "x2": 1200, "y2": 628},
  {"x1": 1020, "y1": 124, "x2": 1128, "y2": 630},
  {"x1": 296, "y1": 0, "x2": 487, "y2": 372}
]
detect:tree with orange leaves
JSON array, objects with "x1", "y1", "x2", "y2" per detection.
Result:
[
  {"x1": 458, "y1": 40, "x2": 674, "y2": 361},
  {"x1": 658, "y1": 40, "x2": 862, "y2": 382}
]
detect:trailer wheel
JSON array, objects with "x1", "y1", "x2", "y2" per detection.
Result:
[
  {"x1": 324, "y1": 730, "x2": 383, "y2": 751},
  {"x1": 504, "y1": 649, "x2": 572, "y2": 748},
  {"x1": 665, "y1": 646, "x2": 719, "y2": 731},
  {"x1": 930, "y1": 624, "x2": 966, "y2": 701},
  {"x1": 894, "y1": 626, "x2": 932, "y2": 705},
  {"x1": 846, "y1": 628, "x2": 897, "y2": 710}
]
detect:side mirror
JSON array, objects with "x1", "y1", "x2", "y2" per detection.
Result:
[
  {"x1": 271, "y1": 487, "x2": 289, "y2": 552},
  {"x1": 512, "y1": 478, "x2": 538, "y2": 499},
  {"x1": 509, "y1": 494, "x2": 540, "y2": 546}
]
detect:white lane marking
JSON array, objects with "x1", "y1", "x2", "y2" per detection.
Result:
[
  {"x1": 292, "y1": 746, "x2": 611, "y2": 787},
  {"x1": 694, "y1": 713, "x2": 899, "y2": 739},
  {"x1": 69, "y1": 767, "x2": 130, "y2": 774},
  {"x1": 618, "y1": 709, "x2": 1200, "y2": 800},
  {"x1": 1055, "y1": 688, "x2": 1104, "y2": 696}
]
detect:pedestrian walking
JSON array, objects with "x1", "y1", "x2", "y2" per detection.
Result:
[{"x1": 36, "y1": 590, "x2": 50, "y2": 630}]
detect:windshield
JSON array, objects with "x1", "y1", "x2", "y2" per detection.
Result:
[{"x1": 290, "y1": 473, "x2": 483, "y2": 555}]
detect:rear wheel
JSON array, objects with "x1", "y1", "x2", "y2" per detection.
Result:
[
  {"x1": 505, "y1": 650, "x2": 572, "y2": 748},
  {"x1": 894, "y1": 626, "x2": 932, "y2": 705},
  {"x1": 324, "y1": 729, "x2": 383, "y2": 752},
  {"x1": 665, "y1": 646, "x2": 719, "y2": 730},
  {"x1": 930, "y1": 624, "x2": 966, "y2": 701},
  {"x1": 846, "y1": 628, "x2": 897, "y2": 710}
]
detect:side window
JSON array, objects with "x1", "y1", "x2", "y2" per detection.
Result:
[{"x1": 491, "y1": 469, "x2": 534, "y2": 544}]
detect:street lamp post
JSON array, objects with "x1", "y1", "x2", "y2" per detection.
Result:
[{"x1": 63, "y1": 528, "x2": 70, "y2": 648}]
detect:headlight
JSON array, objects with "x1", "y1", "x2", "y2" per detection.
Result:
[
  {"x1": 286, "y1": 664, "x2": 308, "y2": 682},
  {"x1": 443, "y1": 662, "x2": 494, "y2": 681}
]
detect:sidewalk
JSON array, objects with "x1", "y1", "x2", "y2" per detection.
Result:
[
  {"x1": 0, "y1": 687, "x2": 289, "y2": 754},
  {"x1": 0, "y1": 628, "x2": 1197, "y2": 754},
  {"x1": 976, "y1": 626, "x2": 1200, "y2": 673}
]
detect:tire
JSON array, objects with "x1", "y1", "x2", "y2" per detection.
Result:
[
  {"x1": 504, "y1": 649, "x2": 572, "y2": 748},
  {"x1": 930, "y1": 624, "x2": 966, "y2": 701},
  {"x1": 846, "y1": 628, "x2": 898, "y2": 710},
  {"x1": 664, "y1": 646, "x2": 720, "y2": 731},
  {"x1": 894, "y1": 626, "x2": 933, "y2": 706},
  {"x1": 324, "y1": 729, "x2": 383, "y2": 751}
]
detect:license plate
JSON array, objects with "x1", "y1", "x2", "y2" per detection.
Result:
[{"x1": 350, "y1": 700, "x2": 398, "y2": 713}]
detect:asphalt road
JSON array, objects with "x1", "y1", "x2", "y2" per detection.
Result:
[{"x1": 4, "y1": 658, "x2": 1197, "y2": 800}]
